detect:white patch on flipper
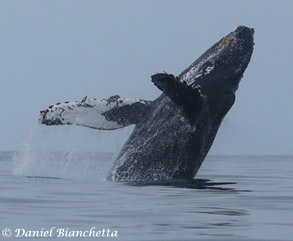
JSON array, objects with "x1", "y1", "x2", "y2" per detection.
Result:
[{"x1": 40, "y1": 96, "x2": 149, "y2": 130}]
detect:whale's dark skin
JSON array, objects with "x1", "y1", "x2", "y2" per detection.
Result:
[
  {"x1": 107, "y1": 26, "x2": 254, "y2": 181},
  {"x1": 40, "y1": 26, "x2": 254, "y2": 182}
]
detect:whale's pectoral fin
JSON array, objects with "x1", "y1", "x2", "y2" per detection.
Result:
[
  {"x1": 151, "y1": 73, "x2": 206, "y2": 124},
  {"x1": 39, "y1": 96, "x2": 152, "y2": 130}
]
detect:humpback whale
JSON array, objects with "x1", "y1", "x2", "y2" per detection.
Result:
[{"x1": 40, "y1": 26, "x2": 254, "y2": 182}]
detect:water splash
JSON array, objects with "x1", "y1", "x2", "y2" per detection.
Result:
[{"x1": 12, "y1": 124, "x2": 133, "y2": 180}]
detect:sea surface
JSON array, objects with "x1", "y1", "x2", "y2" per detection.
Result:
[{"x1": 1, "y1": 151, "x2": 293, "y2": 241}]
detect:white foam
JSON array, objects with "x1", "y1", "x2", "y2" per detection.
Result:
[{"x1": 12, "y1": 124, "x2": 132, "y2": 180}]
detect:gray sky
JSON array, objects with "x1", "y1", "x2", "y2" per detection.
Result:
[{"x1": 1, "y1": 0, "x2": 292, "y2": 154}]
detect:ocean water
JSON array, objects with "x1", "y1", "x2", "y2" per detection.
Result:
[{"x1": 1, "y1": 150, "x2": 293, "y2": 241}]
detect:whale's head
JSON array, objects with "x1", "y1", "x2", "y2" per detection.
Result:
[
  {"x1": 180, "y1": 26, "x2": 254, "y2": 121},
  {"x1": 181, "y1": 26, "x2": 254, "y2": 92}
]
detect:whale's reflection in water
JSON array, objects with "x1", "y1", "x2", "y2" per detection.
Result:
[
  {"x1": 126, "y1": 178, "x2": 247, "y2": 191},
  {"x1": 123, "y1": 177, "x2": 254, "y2": 240}
]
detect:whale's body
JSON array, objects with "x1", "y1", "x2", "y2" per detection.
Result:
[
  {"x1": 40, "y1": 26, "x2": 254, "y2": 181},
  {"x1": 108, "y1": 95, "x2": 211, "y2": 181}
]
